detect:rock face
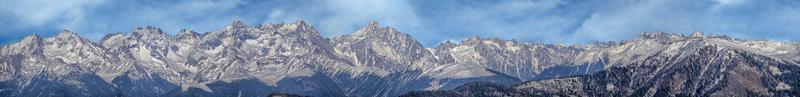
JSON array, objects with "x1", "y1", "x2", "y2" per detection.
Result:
[
  {"x1": 408, "y1": 33, "x2": 800, "y2": 97},
  {"x1": 1, "y1": 20, "x2": 799, "y2": 97}
]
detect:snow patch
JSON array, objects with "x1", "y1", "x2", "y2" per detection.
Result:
[
  {"x1": 426, "y1": 64, "x2": 494, "y2": 78},
  {"x1": 606, "y1": 84, "x2": 616, "y2": 91},
  {"x1": 208, "y1": 45, "x2": 225, "y2": 55},
  {"x1": 280, "y1": 24, "x2": 299, "y2": 31},
  {"x1": 244, "y1": 39, "x2": 262, "y2": 47},
  {"x1": 769, "y1": 66, "x2": 785, "y2": 75},
  {"x1": 777, "y1": 82, "x2": 792, "y2": 90}
]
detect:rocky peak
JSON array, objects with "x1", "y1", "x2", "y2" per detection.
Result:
[
  {"x1": 294, "y1": 20, "x2": 309, "y2": 28},
  {"x1": 634, "y1": 32, "x2": 690, "y2": 44},
  {"x1": 50, "y1": 30, "x2": 93, "y2": 46},
  {"x1": 462, "y1": 35, "x2": 483, "y2": 45},
  {"x1": 53, "y1": 30, "x2": 90, "y2": 42},
  {"x1": 691, "y1": 32, "x2": 704, "y2": 38},
  {"x1": 706, "y1": 34, "x2": 732, "y2": 40},
  {"x1": 332, "y1": 21, "x2": 429, "y2": 69},
  {"x1": 6, "y1": 34, "x2": 44, "y2": 49},
  {"x1": 221, "y1": 20, "x2": 250, "y2": 35},
  {"x1": 350, "y1": 21, "x2": 422, "y2": 46},
  {"x1": 367, "y1": 20, "x2": 381, "y2": 28},
  {"x1": 639, "y1": 32, "x2": 675, "y2": 39},
  {"x1": 20, "y1": 34, "x2": 43, "y2": 45},
  {"x1": 288, "y1": 20, "x2": 324, "y2": 39},
  {"x1": 98, "y1": 33, "x2": 128, "y2": 46},
  {"x1": 352, "y1": 21, "x2": 402, "y2": 37},
  {"x1": 278, "y1": 20, "x2": 314, "y2": 34},
  {"x1": 132, "y1": 26, "x2": 167, "y2": 38},
  {"x1": 435, "y1": 40, "x2": 458, "y2": 49},
  {"x1": 1, "y1": 34, "x2": 44, "y2": 55},
  {"x1": 228, "y1": 20, "x2": 247, "y2": 29},
  {"x1": 178, "y1": 29, "x2": 199, "y2": 38},
  {"x1": 55, "y1": 30, "x2": 80, "y2": 39},
  {"x1": 258, "y1": 23, "x2": 278, "y2": 30}
]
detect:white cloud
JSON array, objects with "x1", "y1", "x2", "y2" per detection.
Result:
[
  {"x1": 712, "y1": 0, "x2": 745, "y2": 5},
  {"x1": 430, "y1": 0, "x2": 581, "y2": 44},
  {"x1": 318, "y1": 0, "x2": 424, "y2": 36},
  {"x1": 251, "y1": 0, "x2": 426, "y2": 37},
  {"x1": 0, "y1": 0, "x2": 106, "y2": 27},
  {"x1": 3, "y1": 0, "x2": 800, "y2": 46},
  {"x1": 175, "y1": 0, "x2": 244, "y2": 16}
]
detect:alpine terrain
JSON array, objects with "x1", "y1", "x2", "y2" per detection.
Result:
[{"x1": 1, "y1": 20, "x2": 798, "y2": 97}]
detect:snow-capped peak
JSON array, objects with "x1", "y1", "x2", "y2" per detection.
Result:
[
  {"x1": 294, "y1": 20, "x2": 309, "y2": 27},
  {"x1": 461, "y1": 35, "x2": 483, "y2": 45},
  {"x1": 368, "y1": 20, "x2": 380, "y2": 27},
  {"x1": 50, "y1": 30, "x2": 95, "y2": 44},
  {"x1": 2, "y1": 20, "x2": 799, "y2": 97},
  {"x1": 352, "y1": 21, "x2": 403, "y2": 37},
  {"x1": 278, "y1": 20, "x2": 312, "y2": 32},
  {"x1": 178, "y1": 29, "x2": 199, "y2": 37},
  {"x1": 132, "y1": 26, "x2": 167, "y2": 38},
  {"x1": 221, "y1": 20, "x2": 249, "y2": 34},
  {"x1": 20, "y1": 34, "x2": 43, "y2": 44},
  {"x1": 691, "y1": 32, "x2": 704, "y2": 38},
  {"x1": 55, "y1": 30, "x2": 80, "y2": 39},
  {"x1": 3, "y1": 34, "x2": 44, "y2": 52},
  {"x1": 229, "y1": 20, "x2": 247, "y2": 28}
]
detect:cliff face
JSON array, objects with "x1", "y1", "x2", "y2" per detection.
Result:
[{"x1": 1, "y1": 20, "x2": 798, "y2": 97}]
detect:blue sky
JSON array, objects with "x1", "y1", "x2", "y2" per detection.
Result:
[{"x1": 1, "y1": 0, "x2": 799, "y2": 47}]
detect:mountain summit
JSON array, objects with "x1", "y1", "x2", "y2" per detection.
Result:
[{"x1": 1, "y1": 21, "x2": 798, "y2": 97}]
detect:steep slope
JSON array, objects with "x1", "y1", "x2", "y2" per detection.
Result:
[
  {"x1": 332, "y1": 21, "x2": 438, "y2": 72},
  {"x1": 1, "y1": 21, "x2": 799, "y2": 97},
  {"x1": 327, "y1": 21, "x2": 439, "y2": 97},
  {"x1": 514, "y1": 37, "x2": 800, "y2": 96},
  {"x1": 111, "y1": 21, "x2": 349, "y2": 96},
  {"x1": 407, "y1": 33, "x2": 800, "y2": 97},
  {"x1": 430, "y1": 36, "x2": 611, "y2": 80},
  {"x1": 1, "y1": 31, "x2": 121, "y2": 97}
]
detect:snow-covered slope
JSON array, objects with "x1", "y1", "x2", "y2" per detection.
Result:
[
  {"x1": 404, "y1": 32, "x2": 800, "y2": 97},
  {"x1": 1, "y1": 21, "x2": 799, "y2": 97}
]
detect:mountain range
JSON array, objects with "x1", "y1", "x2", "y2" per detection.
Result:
[{"x1": 1, "y1": 20, "x2": 798, "y2": 97}]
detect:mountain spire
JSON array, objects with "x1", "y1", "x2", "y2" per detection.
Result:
[
  {"x1": 353, "y1": 20, "x2": 403, "y2": 37},
  {"x1": 459, "y1": 35, "x2": 483, "y2": 45},
  {"x1": 230, "y1": 20, "x2": 247, "y2": 28},
  {"x1": 222, "y1": 20, "x2": 249, "y2": 34},
  {"x1": 56, "y1": 29, "x2": 80, "y2": 38},
  {"x1": 178, "y1": 28, "x2": 200, "y2": 39},
  {"x1": 295, "y1": 20, "x2": 308, "y2": 26},
  {"x1": 52, "y1": 29, "x2": 94, "y2": 45},
  {"x1": 292, "y1": 20, "x2": 311, "y2": 31},
  {"x1": 368, "y1": 20, "x2": 381, "y2": 28},
  {"x1": 179, "y1": 29, "x2": 198, "y2": 36},
  {"x1": 130, "y1": 26, "x2": 168, "y2": 40},
  {"x1": 691, "y1": 32, "x2": 704, "y2": 38},
  {"x1": 19, "y1": 34, "x2": 43, "y2": 46},
  {"x1": 23, "y1": 34, "x2": 42, "y2": 41},
  {"x1": 133, "y1": 26, "x2": 165, "y2": 35}
]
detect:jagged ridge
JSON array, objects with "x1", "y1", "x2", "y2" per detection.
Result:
[{"x1": 1, "y1": 21, "x2": 799, "y2": 97}]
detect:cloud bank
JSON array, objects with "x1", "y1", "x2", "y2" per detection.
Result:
[{"x1": 1, "y1": 0, "x2": 799, "y2": 47}]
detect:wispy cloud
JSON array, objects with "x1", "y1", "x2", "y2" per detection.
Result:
[
  {"x1": 1, "y1": 0, "x2": 799, "y2": 46},
  {"x1": 569, "y1": 0, "x2": 800, "y2": 43},
  {"x1": 260, "y1": 0, "x2": 425, "y2": 37},
  {"x1": 0, "y1": 0, "x2": 105, "y2": 26}
]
